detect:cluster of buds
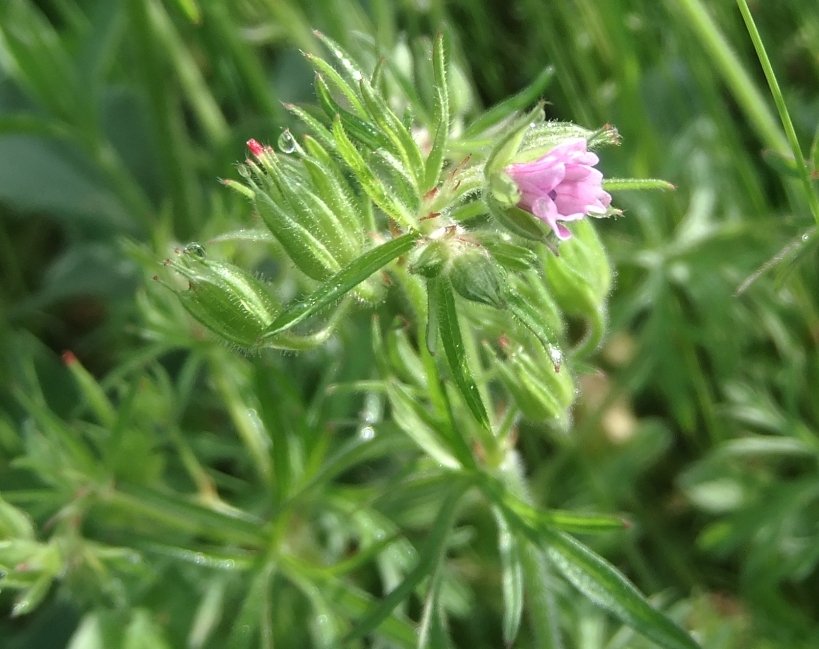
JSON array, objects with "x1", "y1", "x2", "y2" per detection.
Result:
[{"x1": 158, "y1": 31, "x2": 639, "y2": 431}]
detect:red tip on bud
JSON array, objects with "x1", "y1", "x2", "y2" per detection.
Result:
[
  {"x1": 62, "y1": 350, "x2": 78, "y2": 365},
  {"x1": 247, "y1": 139, "x2": 265, "y2": 157}
]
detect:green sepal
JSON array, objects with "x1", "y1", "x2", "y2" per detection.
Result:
[
  {"x1": 490, "y1": 344, "x2": 574, "y2": 426},
  {"x1": 359, "y1": 76, "x2": 426, "y2": 189},
  {"x1": 474, "y1": 234, "x2": 539, "y2": 272},
  {"x1": 484, "y1": 102, "x2": 545, "y2": 178},
  {"x1": 172, "y1": 258, "x2": 281, "y2": 349},
  {"x1": 602, "y1": 177, "x2": 675, "y2": 192},
  {"x1": 315, "y1": 74, "x2": 386, "y2": 151},
  {"x1": 462, "y1": 66, "x2": 555, "y2": 140},
  {"x1": 409, "y1": 240, "x2": 451, "y2": 278},
  {"x1": 515, "y1": 121, "x2": 609, "y2": 162},
  {"x1": 285, "y1": 103, "x2": 338, "y2": 154},
  {"x1": 506, "y1": 290, "x2": 564, "y2": 363},
  {"x1": 542, "y1": 220, "x2": 611, "y2": 357},
  {"x1": 313, "y1": 30, "x2": 367, "y2": 86},
  {"x1": 264, "y1": 155, "x2": 359, "y2": 265},
  {"x1": 304, "y1": 51, "x2": 367, "y2": 117},
  {"x1": 299, "y1": 147, "x2": 364, "y2": 250},
  {"x1": 332, "y1": 117, "x2": 416, "y2": 227},
  {"x1": 253, "y1": 191, "x2": 340, "y2": 281},
  {"x1": 489, "y1": 199, "x2": 552, "y2": 241}
]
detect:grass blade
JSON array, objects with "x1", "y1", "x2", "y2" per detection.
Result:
[{"x1": 735, "y1": 0, "x2": 819, "y2": 228}]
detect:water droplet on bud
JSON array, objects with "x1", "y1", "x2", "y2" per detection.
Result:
[
  {"x1": 278, "y1": 130, "x2": 296, "y2": 154},
  {"x1": 184, "y1": 242, "x2": 206, "y2": 258}
]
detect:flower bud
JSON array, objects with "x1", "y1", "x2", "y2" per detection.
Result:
[
  {"x1": 542, "y1": 219, "x2": 611, "y2": 357},
  {"x1": 543, "y1": 219, "x2": 611, "y2": 317},
  {"x1": 409, "y1": 240, "x2": 451, "y2": 278},
  {"x1": 449, "y1": 250, "x2": 507, "y2": 309},
  {"x1": 491, "y1": 343, "x2": 575, "y2": 429},
  {"x1": 169, "y1": 254, "x2": 281, "y2": 349}
]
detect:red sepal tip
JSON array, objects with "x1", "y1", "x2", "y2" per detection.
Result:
[{"x1": 246, "y1": 139, "x2": 265, "y2": 157}]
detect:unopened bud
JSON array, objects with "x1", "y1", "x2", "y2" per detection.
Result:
[
  {"x1": 449, "y1": 250, "x2": 507, "y2": 309},
  {"x1": 409, "y1": 240, "x2": 450, "y2": 278},
  {"x1": 544, "y1": 219, "x2": 611, "y2": 316},
  {"x1": 169, "y1": 254, "x2": 281, "y2": 349},
  {"x1": 492, "y1": 343, "x2": 575, "y2": 429}
]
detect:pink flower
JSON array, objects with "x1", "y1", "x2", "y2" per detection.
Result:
[{"x1": 505, "y1": 138, "x2": 611, "y2": 240}]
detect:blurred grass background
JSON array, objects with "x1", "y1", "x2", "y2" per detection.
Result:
[{"x1": 1, "y1": 0, "x2": 819, "y2": 647}]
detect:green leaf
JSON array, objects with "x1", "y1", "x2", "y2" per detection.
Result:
[
  {"x1": 602, "y1": 178, "x2": 675, "y2": 192},
  {"x1": 384, "y1": 379, "x2": 461, "y2": 469},
  {"x1": 494, "y1": 509, "x2": 524, "y2": 646},
  {"x1": 462, "y1": 66, "x2": 555, "y2": 140},
  {"x1": 433, "y1": 278, "x2": 491, "y2": 429},
  {"x1": 487, "y1": 475, "x2": 696, "y2": 649},
  {"x1": 228, "y1": 560, "x2": 275, "y2": 649},
  {"x1": 207, "y1": 229, "x2": 275, "y2": 244},
  {"x1": 261, "y1": 232, "x2": 419, "y2": 339},
  {"x1": 340, "y1": 480, "x2": 470, "y2": 645},
  {"x1": 540, "y1": 510, "x2": 630, "y2": 534},
  {"x1": 168, "y1": 0, "x2": 201, "y2": 22},
  {"x1": 762, "y1": 149, "x2": 801, "y2": 179},
  {"x1": 424, "y1": 32, "x2": 451, "y2": 193},
  {"x1": 0, "y1": 497, "x2": 36, "y2": 540},
  {"x1": 108, "y1": 483, "x2": 268, "y2": 546},
  {"x1": 294, "y1": 571, "x2": 417, "y2": 648},
  {"x1": 521, "y1": 544, "x2": 562, "y2": 649},
  {"x1": 543, "y1": 531, "x2": 699, "y2": 649},
  {"x1": 11, "y1": 572, "x2": 54, "y2": 617}
]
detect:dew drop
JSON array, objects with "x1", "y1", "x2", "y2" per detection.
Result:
[
  {"x1": 278, "y1": 130, "x2": 296, "y2": 154},
  {"x1": 547, "y1": 344, "x2": 563, "y2": 371},
  {"x1": 184, "y1": 242, "x2": 206, "y2": 258},
  {"x1": 802, "y1": 233, "x2": 811, "y2": 242}
]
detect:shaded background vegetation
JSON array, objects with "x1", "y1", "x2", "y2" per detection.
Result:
[{"x1": 1, "y1": 0, "x2": 819, "y2": 647}]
